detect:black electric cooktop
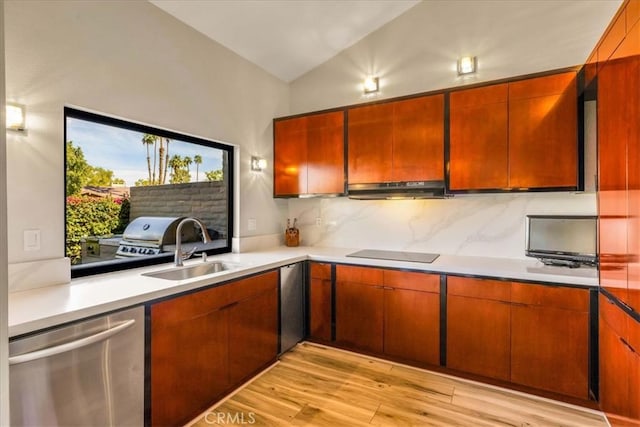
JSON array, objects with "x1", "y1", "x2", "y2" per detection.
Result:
[{"x1": 346, "y1": 249, "x2": 440, "y2": 264}]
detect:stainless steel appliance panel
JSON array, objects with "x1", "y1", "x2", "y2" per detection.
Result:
[
  {"x1": 280, "y1": 263, "x2": 304, "y2": 354},
  {"x1": 9, "y1": 306, "x2": 145, "y2": 427}
]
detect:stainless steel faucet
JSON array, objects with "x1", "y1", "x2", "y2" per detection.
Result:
[{"x1": 174, "y1": 217, "x2": 211, "y2": 267}]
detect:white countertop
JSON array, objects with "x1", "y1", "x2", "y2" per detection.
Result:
[{"x1": 8, "y1": 246, "x2": 599, "y2": 338}]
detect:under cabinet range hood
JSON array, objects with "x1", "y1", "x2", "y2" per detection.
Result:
[{"x1": 347, "y1": 181, "x2": 447, "y2": 200}]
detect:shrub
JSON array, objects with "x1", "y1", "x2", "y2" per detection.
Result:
[{"x1": 66, "y1": 196, "x2": 123, "y2": 264}]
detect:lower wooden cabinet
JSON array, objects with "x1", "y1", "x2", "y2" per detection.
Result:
[
  {"x1": 335, "y1": 265, "x2": 440, "y2": 366},
  {"x1": 310, "y1": 264, "x2": 593, "y2": 402},
  {"x1": 228, "y1": 287, "x2": 278, "y2": 386},
  {"x1": 384, "y1": 287, "x2": 440, "y2": 365},
  {"x1": 600, "y1": 293, "x2": 640, "y2": 426},
  {"x1": 447, "y1": 277, "x2": 511, "y2": 380},
  {"x1": 334, "y1": 265, "x2": 384, "y2": 353},
  {"x1": 308, "y1": 262, "x2": 333, "y2": 342},
  {"x1": 510, "y1": 284, "x2": 589, "y2": 399},
  {"x1": 447, "y1": 276, "x2": 589, "y2": 399},
  {"x1": 150, "y1": 271, "x2": 278, "y2": 427}
]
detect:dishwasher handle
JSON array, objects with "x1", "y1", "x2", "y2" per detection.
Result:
[{"x1": 9, "y1": 319, "x2": 136, "y2": 365}]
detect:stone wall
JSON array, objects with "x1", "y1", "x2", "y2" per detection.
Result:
[{"x1": 130, "y1": 181, "x2": 227, "y2": 238}]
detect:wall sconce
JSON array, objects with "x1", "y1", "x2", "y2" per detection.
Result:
[
  {"x1": 363, "y1": 76, "x2": 380, "y2": 94},
  {"x1": 6, "y1": 102, "x2": 26, "y2": 132},
  {"x1": 251, "y1": 156, "x2": 267, "y2": 172},
  {"x1": 457, "y1": 56, "x2": 477, "y2": 75}
]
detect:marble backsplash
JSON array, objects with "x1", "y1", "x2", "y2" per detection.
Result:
[{"x1": 286, "y1": 192, "x2": 597, "y2": 260}]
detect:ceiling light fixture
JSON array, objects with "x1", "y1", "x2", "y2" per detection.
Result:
[
  {"x1": 6, "y1": 102, "x2": 26, "y2": 132},
  {"x1": 363, "y1": 76, "x2": 379, "y2": 94},
  {"x1": 251, "y1": 156, "x2": 267, "y2": 172},
  {"x1": 457, "y1": 56, "x2": 477, "y2": 75}
]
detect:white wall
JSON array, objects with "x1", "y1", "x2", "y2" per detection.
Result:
[
  {"x1": 1, "y1": 2, "x2": 10, "y2": 422},
  {"x1": 290, "y1": 0, "x2": 620, "y2": 113},
  {"x1": 286, "y1": 0, "x2": 620, "y2": 259},
  {"x1": 4, "y1": 0, "x2": 289, "y2": 287}
]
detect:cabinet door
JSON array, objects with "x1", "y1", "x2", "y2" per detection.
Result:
[
  {"x1": 449, "y1": 84, "x2": 509, "y2": 190},
  {"x1": 447, "y1": 294, "x2": 511, "y2": 381},
  {"x1": 392, "y1": 95, "x2": 444, "y2": 182},
  {"x1": 309, "y1": 262, "x2": 332, "y2": 342},
  {"x1": 335, "y1": 280, "x2": 384, "y2": 353},
  {"x1": 151, "y1": 300, "x2": 229, "y2": 427},
  {"x1": 384, "y1": 287, "x2": 440, "y2": 365},
  {"x1": 599, "y1": 56, "x2": 633, "y2": 303},
  {"x1": 347, "y1": 103, "x2": 394, "y2": 184},
  {"x1": 600, "y1": 312, "x2": 632, "y2": 422},
  {"x1": 508, "y1": 72, "x2": 578, "y2": 189},
  {"x1": 228, "y1": 287, "x2": 278, "y2": 386},
  {"x1": 307, "y1": 111, "x2": 345, "y2": 194},
  {"x1": 511, "y1": 304, "x2": 589, "y2": 399},
  {"x1": 274, "y1": 116, "x2": 308, "y2": 196}
]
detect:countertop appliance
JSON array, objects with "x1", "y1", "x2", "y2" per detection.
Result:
[
  {"x1": 116, "y1": 216, "x2": 199, "y2": 257},
  {"x1": 525, "y1": 215, "x2": 598, "y2": 267},
  {"x1": 347, "y1": 181, "x2": 446, "y2": 199},
  {"x1": 347, "y1": 249, "x2": 440, "y2": 263},
  {"x1": 9, "y1": 306, "x2": 145, "y2": 426},
  {"x1": 280, "y1": 263, "x2": 304, "y2": 354}
]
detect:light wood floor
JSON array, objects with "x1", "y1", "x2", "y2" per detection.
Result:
[{"x1": 188, "y1": 342, "x2": 607, "y2": 426}]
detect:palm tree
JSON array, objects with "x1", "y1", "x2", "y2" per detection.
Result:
[
  {"x1": 162, "y1": 138, "x2": 171, "y2": 184},
  {"x1": 141, "y1": 134, "x2": 156, "y2": 183},
  {"x1": 184, "y1": 156, "x2": 193, "y2": 180},
  {"x1": 158, "y1": 138, "x2": 166, "y2": 185},
  {"x1": 194, "y1": 155, "x2": 202, "y2": 182}
]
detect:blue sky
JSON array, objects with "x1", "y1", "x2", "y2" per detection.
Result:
[{"x1": 67, "y1": 117, "x2": 224, "y2": 186}]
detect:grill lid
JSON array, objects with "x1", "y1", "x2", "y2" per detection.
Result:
[{"x1": 122, "y1": 216, "x2": 197, "y2": 246}]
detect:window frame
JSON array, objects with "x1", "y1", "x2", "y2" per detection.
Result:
[{"x1": 64, "y1": 107, "x2": 235, "y2": 278}]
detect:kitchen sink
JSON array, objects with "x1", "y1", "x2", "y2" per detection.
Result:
[{"x1": 142, "y1": 261, "x2": 240, "y2": 281}]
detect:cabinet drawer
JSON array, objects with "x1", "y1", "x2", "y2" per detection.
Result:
[
  {"x1": 310, "y1": 262, "x2": 332, "y2": 280},
  {"x1": 447, "y1": 276, "x2": 510, "y2": 302},
  {"x1": 152, "y1": 285, "x2": 231, "y2": 327},
  {"x1": 337, "y1": 265, "x2": 383, "y2": 285},
  {"x1": 511, "y1": 283, "x2": 588, "y2": 311},
  {"x1": 384, "y1": 270, "x2": 439, "y2": 293},
  {"x1": 229, "y1": 271, "x2": 278, "y2": 303}
]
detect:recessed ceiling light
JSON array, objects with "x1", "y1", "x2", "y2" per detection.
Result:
[{"x1": 457, "y1": 56, "x2": 477, "y2": 75}]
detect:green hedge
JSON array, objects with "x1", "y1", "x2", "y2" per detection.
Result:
[{"x1": 66, "y1": 196, "x2": 127, "y2": 264}]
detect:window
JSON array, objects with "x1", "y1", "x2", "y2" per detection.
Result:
[{"x1": 64, "y1": 107, "x2": 234, "y2": 277}]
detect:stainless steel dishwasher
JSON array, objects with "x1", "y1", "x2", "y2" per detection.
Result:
[
  {"x1": 9, "y1": 306, "x2": 145, "y2": 427},
  {"x1": 280, "y1": 263, "x2": 304, "y2": 354}
]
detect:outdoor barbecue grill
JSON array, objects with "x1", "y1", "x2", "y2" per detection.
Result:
[{"x1": 116, "y1": 216, "x2": 200, "y2": 258}]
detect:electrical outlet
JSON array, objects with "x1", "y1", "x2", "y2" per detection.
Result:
[
  {"x1": 248, "y1": 218, "x2": 257, "y2": 231},
  {"x1": 315, "y1": 217, "x2": 322, "y2": 226},
  {"x1": 24, "y1": 229, "x2": 41, "y2": 251}
]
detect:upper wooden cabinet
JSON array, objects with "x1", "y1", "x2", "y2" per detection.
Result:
[
  {"x1": 347, "y1": 94, "x2": 445, "y2": 184},
  {"x1": 449, "y1": 84, "x2": 509, "y2": 190},
  {"x1": 508, "y1": 72, "x2": 578, "y2": 188},
  {"x1": 449, "y1": 71, "x2": 578, "y2": 191},
  {"x1": 274, "y1": 111, "x2": 345, "y2": 197}
]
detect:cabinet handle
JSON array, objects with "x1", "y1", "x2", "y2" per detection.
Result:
[
  {"x1": 219, "y1": 301, "x2": 239, "y2": 311},
  {"x1": 383, "y1": 286, "x2": 394, "y2": 290},
  {"x1": 620, "y1": 337, "x2": 637, "y2": 354},
  {"x1": 374, "y1": 285, "x2": 384, "y2": 289},
  {"x1": 510, "y1": 302, "x2": 528, "y2": 307},
  {"x1": 9, "y1": 319, "x2": 136, "y2": 365}
]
